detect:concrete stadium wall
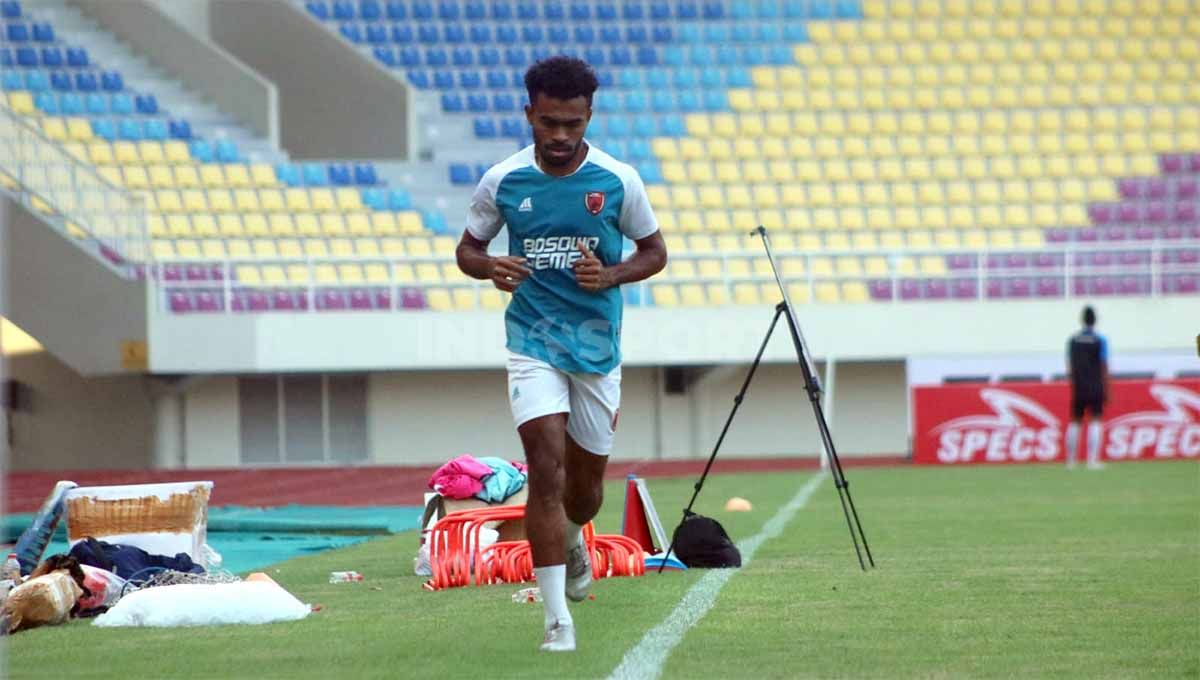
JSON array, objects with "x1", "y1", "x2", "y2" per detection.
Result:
[
  {"x1": 209, "y1": 0, "x2": 416, "y2": 160},
  {"x1": 72, "y1": 0, "x2": 278, "y2": 147}
]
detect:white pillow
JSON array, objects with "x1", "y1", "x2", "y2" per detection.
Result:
[{"x1": 93, "y1": 581, "x2": 310, "y2": 628}]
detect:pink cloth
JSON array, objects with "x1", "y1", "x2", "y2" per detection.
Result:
[
  {"x1": 428, "y1": 455, "x2": 494, "y2": 500},
  {"x1": 511, "y1": 460, "x2": 527, "y2": 474}
]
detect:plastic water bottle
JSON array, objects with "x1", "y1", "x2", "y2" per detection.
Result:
[
  {"x1": 329, "y1": 571, "x2": 363, "y2": 583},
  {"x1": 512, "y1": 586, "x2": 542, "y2": 603},
  {"x1": 2, "y1": 554, "x2": 21, "y2": 582}
]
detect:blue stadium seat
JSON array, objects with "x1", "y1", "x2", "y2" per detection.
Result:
[
  {"x1": 449, "y1": 163, "x2": 473, "y2": 184},
  {"x1": 423, "y1": 209, "x2": 449, "y2": 234},
  {"x1": 509, "y1": 70, "x2": 524, "y2": 87},
  {"x1": 424, "y1": 48, "x2": 447, "y2": 66},
  {"x1": 398, "y1": 47, "x2": 419, "y2": 66},
  {"x1": 651, "y1": 90, "x2": 674, "y2": 112},
  {"x1": 727, "y1": 68, "x2": 752, "y2": 87},
  {"x1": 484, "y1": 70, "x2": 507, "y2": 88},
  {"x1": 652, "y1": 26, "x2": 672, "y2": 43},
  {"x1": 469, "y1": 25, "x2": 490, "y2": 44},
  {"x1": 571, "y1": 26, "x2": 594, "y2": 44},
  {"x1": 75, "y1": 71, "x2": 99, "y2": 92},
  {"x1": 662, "y1": 46, "x2": 684, "y2": 67},
  {"x1": 768, "y1": 45, "x2": 793, "y2": 65},
  {"x1": 215, "y1": 140, "x2": 238, "y2": 162},
  {"x1": 623, "y1": 91, "x2": 647, "y2": 113},
  {"x1": 452, "y1": 48, "x2": 474, "y2": 67},
  {"x1": 388, "y1": 188, "x2": 412, "y2": 210},
  {"x1": 661, "y1": 115, "x2": 685, "y2": 136},
  {"x1": 366, "y1": 24, "x2": 387, "y2": 43},
  {"x1": 66, "y1": 47, "x2": 87, "y2": 67},
  {"x1": 530, "y1": 46, "x2": 553, "y2": 62},
  {"x1": 0, "y1": 49, "x2": 11, "y2": 68},
  {"x1": 307, "y1": 1, "x2": 330, "y2": 18},
  {"x1": 360, "y1": 0, "x2": 382, "y2": 20},
  {"x1": 620, "y1": 1, "x2": 642, "y2": 19},
  {"x1": 81, "y1": 93, "x2": 103, "y2": 114},
  {"x1": 441, "y1": 93, "x2": 463, "y2": 111},
  {"x1": 548, "y1": 25, "x2": 568, "y2": 43},
  {"x1": 607, "y1": 116, "x2": 631, "y2": 137},
  {"x1": 433, "y1": 70, "x2": 454, "y2": 89},
  {"x1": 467, "y1": 93, "x2": 488, "y2": 112},
  {"x1": 50, "y1": 71, "x2": 72, "y2": 91},
  {"x1": 705, "y1": 25, "x2": 728, "y2": 42},
  {"x1": 15, "y1": 46, "x2": 35, "y2": 67},
  {"x1": 569, "y1": 2, "x2": 589, "y2": 19},
  {"x1": 515, "y1": 0, "x2": 536, "y2": 18},
  {"x1": 40, "y1": 47, "x2": 62, "y2": 68},
  {"x1": 300, "y1": 163, "x2": 325, "y2": 186},
  {"x1": 595, "y1": 69, "x2": 614, "y2": 88},
  {"x1": 327, "y1": 164, "x2": 351, "y2": 186},
  {"x1": 783, "y1": 24, "x2": 808, "y2": 41},
  {"x1": 609, "y1": 47, "x2": 631, "y2": 66},
  {"x1": 385, "y1": 0, "x2": 405, "y2": 18},
  {"x1": 33, "y1": 91, "x2": 56, "y2": 113},
  {"x1": 521, "y1": 25, "x2": 543, "y2": 42},
  {"x1": 633, "y1": 115, "x2": 657, "y2": 137},
  {"x1": 458, "y1": 70, "x2": 481, "y2": 88},
  {"x1": 584, "y1": 47, "x2": 605, "y2": 66},
  {"x1": 599, "y1": 26, "x2": 620, "y2": 43},
  {"x1": 731, "y1": 24, "x2": 753, "y2": 42},
  {"x1": 189, "y1": 139, "x2": 214, "y2": 162},
  {"x1": 490, "y1": 0, "x2": 512, "y2": 19},
  {"x1": 758, "y1": 24, "x2": 780, "y2": 42},
  {"x1": 702, "y1": 1, "x2": 723, "y2": 18},
  {"x1": 22, "y1": 70, "x2": 46, "y2": 91},
  {"x1": 677, "y1": 90, "x2": 699, "y2": 111},
  {"x1": 144, "y1": 119, "x2": 168, "y2": 140},
  {"x1": 406, "y1": 70, "x2": 430, "y2": 88},
  {"x1": 135, "y1": 94, "x2": 158, "y2": 114},
  {"x1": 627, "y1": 139, "x2": 651, "y2": 160},
  {"x1": 1, "y1": 1, "x2": 21, "y2": 18},
  {"x1": 677, "y1": 25, "x2": 701, "y2": 44},
  {"x1": 276, "y1": 164, "x2": 302, "y2": 187},
  {"x1": 811, "y1": 0, "x2": 833, "y2": 18},
  {"x1": 637, "y1": 161, "x2": 662, "y2": 184},
  {"x1": 340, "y1": 23, "x2": 363, "y2": 42},
  {"x1": 31, "y1": 22, "x2": 52, "y2": 42},
  {"x1": 438, "y1": 0, "x2": 459, "y2": 19},
  {"x1": 464, "y1": 0, "x2": 485, "y2": 18},
  {"x1": 649, "y1": 1, "x2": 669, "y2": 19},
  {"x1": 716, "y1": 46, "x2": 739, "y2": 65},
  {"x1": 624, "y1": 286, "x2": 648, "y2": 306},
  {"x1": 492, "y1": 93, "x2": 515, "y2": 111},
  {"x1": 362, "y1": 188, "x2": 386, "y2": 210},
  {"x1": 444, "y1": 24, "x2": 464, "y2": 43},
  {"x1": 503, "y1": 47, "x2": 526, "y2": 66},
  {"x1": 473, "y1": 117, "x2": 496, "y2": 137},
  {"x1": 595, "y1": 2, "x2": 616, "y2": 20},
  {"x1": 605, "y1": 139, "x2": 626, "y2": 160},
  {"x1": 332, "y1": 0, "x2": 354, "y2": 19},
  {"x1": 6, "y1": 23, "x2": 28, "y2": 42},
  {"x1": 118, "y1": 119, "x2": 143, "y2": 141},
  {"x1": 500, "y1": 117, "x2": 523, "y2": 138},
  {"x1": 618, "y1": 70, "x2": 640, "y2": 89},
  {"x1": 636, "y1": 47, "x2": 657, "y2": 65},
  {"x1": 730, "y1": 0, "x2": 751, "y2": 18},
  {"x1": 417, "y1": 25, "x2": 438, "y2": 43},
  {"x1": 1, "y1": 72, "x2": 21, "y2": 90},
  {"x1": 837, "y1": 0, "x2": 862, "y2": 17},
  {"x1": 757, "y1": 2, "x2": 778, "y2": 17},
  {"x1": 743, "y1": 46, "x2": 765, "y2": 66},
  {"x1": 101, "y1": 71, "x2": 123, "y2": 91},
  {"x1": 676, "y1": 0, "x2": 698, "y2": 18},
  {"x1": 689, "y1": 47, "x2": 713, "y2": 66},
  {"x1": 391, "y1": 25, "x2": 413, "y2": 43},
  {"x1": 544, "y1": 1, "x2": 563, "y2": 19},
  {"x1": 495, "y1": 25, "x2": 517, "y2": 44},
  {"x1": 412, "y1": 0, "x2": 433, "y2": 18},
  {"x1": 478, "y1": 47, "x2": 500, "y2": 66},
  {"x1": 91, "y1": 118, "x2": 116, "y2": 141},
  {"x1": 110, "y1": 92, "x2": 133, "y2": 114},
  {"x1": 593, "y1": 91, "x2": 618, "y2": 113},
  {"x1": 354, "y1": 164, "x2": 378, "y2": 185},
  {"x1": 373, "y1": 46, "x2": 397, "y2": 66},
  {"x1": 168, "y1": 119, "x2": 192, "y2": 139},
  {"x1": 673, "y1": 68, "x2": 697, "y2": 88},
  {"x1": 704, "y1": 91, "x2": 727, "y2": 111}
]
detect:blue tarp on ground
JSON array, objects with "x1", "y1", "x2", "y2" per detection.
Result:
[{"x1": 2, "y1": 505, "x2": 422, "y2": 574}]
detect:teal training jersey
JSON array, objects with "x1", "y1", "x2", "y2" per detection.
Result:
[{"x1": 466, "y1": 143, "x2": 659, "y2": 374}]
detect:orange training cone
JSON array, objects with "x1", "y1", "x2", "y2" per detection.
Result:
[{"x1": 621, "y1": 474, "x2": 656, "y2": 554}]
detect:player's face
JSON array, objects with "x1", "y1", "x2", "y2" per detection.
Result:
[{"x1": 526, "y1": 94, "x2": 591, "y2": 170}]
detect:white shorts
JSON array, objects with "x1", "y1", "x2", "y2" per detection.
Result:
[{"x1": 506, "y1": 351, "x2": 621, "y2": 456}]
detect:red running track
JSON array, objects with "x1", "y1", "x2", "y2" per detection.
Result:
[{"x1": 4, "y1": 456, "x2": 906, "y2": 513}]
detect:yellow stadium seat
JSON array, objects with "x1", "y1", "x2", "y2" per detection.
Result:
[
  {"x1": 252, "y1": 239, "x2": 277, "y2": 259},
  {"x1": 299, "y1": 239, "x2": 326, "y2": 259},
  {"x1": 310, "y1": 189, "x2": 335, "y2": 212},
  {"x1": 711, "y1": 114, "x2": 738, "y2": 138},
  {"x1": 347, "y1": 213, "x2": 372, "y2": 236},
  {"x1": 188, "y1": 214, "x2": 215, "y2": 238},
  {"x1": 250, "y1": 164, "x2": 277, "y2": 187},
  {"x1": 227, "y1": 239, "x2": 253, "y2": 260},
  {"x1": 200, "y1": 164, "x2": 226, "y2": 188},
  {"x1": 671, "y1": 186, "x2": 698, "y2": 209},
  {"x1": 64, "y1": 117, "x2": 93, "y2": 141},
  {"x1": 245, "y1": 214, "x2": 270, "y2": 237},
  {"x1": 698, "y1": 185, "x2": 724, "y2": 209},
  {"x1": 155, "y1": 189, "x2": 182, "y2": 213},
  {"x1": 651, "y1": 138, "x2": 679, "y2": 160},
  {"x1": 207, "y1": 190, "x2": 233, "y2": 213},
  {"x1": 263, "y1": 214, "x2": 293, "y2": 237},
  {"x1": 662, "y1": 162, "x2": 687, "y2": 183},
  {"x1": 295, "y1": 213, "x2": 320, "y2": 236},
  {"x1": 87, "y1": 142, "x2": 115, "y2": 165},
  {"x1": 278, "y1": 240, "x2": 302, "y2": 259},
  {"x1": 147, "y1": 164, "x2": 173, "y2": 189},
  {"x1": 842, "y1": 282, "x2": 869, "y2": 304},
  {"x1": 480, "y1": 289, "x2": 508, "y2": 310},
  {"x1": 262, "y1": 265, "x2": 287, "y2": 286},
  {"x1": 365, "y1": 263, "x2": 391, "y2": 284},
  {"x1": 678, "y1": 211, "x2": 703, "y2": 232},
  {"x1": 312, "y1": 264, "x2": 338, "y2": 284},
  {"x1": 424, "y1": 289, "x2": 452, "y2": 311},
  {"x1": 233, "y1": 189, "x2": 259, "y2": 212},
  {"x1": 652, "y1": 284, "x2": 679, "y2": 307},
  {"x1": 370, "y1": 212, "x2": 398, "y2": 235},
  {"x1": 41, "y1": 118, "x2": 68, "y2": 141},
  {"x1": 336, "y1": 188, "x2": 363, "y2": 211},
  {"x1": 685, "y1": 114, "x2": 712, "y2": 137},
  {"x1": 123, "y1": 166, "x2": 149, "y2": 189},
  {"x1": 688, "y1": 161, "x2": 714, "y2": 183},
  {"x1": 320, "y1": 214, "x2": 347, "y2": 236},
  {"x1": 707, "y1": 139, "x2": 733, "y2": 160},
  {"x1": 728, "y1": 90, "x2": 754, "y2": 112},
  {"x1": 725, "y1": 185, "x2": 752, "y2": 209},
  {"x1": 679, "y1": 284, "x2": 706, "y2": 307},
  {"x1": 732, "y1": 283, "x2": 760, "y2": 305},
  {"x1": 705, "y1": 210, "x2": 732, "y2": 232},
  {"x1": 215, "y1": 213, "x2": 242, "y2": 237},
  {"x1": 171, "y1": 165, "x2": 199, "y2": 189},
  {"x1": 224, "y1": 164, "x2": 251, "y2": 189},
  {"x1": 407, "y1": 237, "x2": 433, "y2": 257},
  {"x1": 7, "y1": 91, "x2": 34, "y2": 114},
  {"x1": 164, "y1": 141, "x2": 190, "y2": 164},
  {"x1": 989, "y1": 230, "x2": 1015, "y2": 248},
  {"x1": 164, "y1": 214, "x2": 190, "y2": 238},
  {"x1": 715, "y1": 162, "x2": 741, "y2": 184}
]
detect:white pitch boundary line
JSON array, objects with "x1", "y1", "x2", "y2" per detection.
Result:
[{"x1": 607, "y1": 472, "x2": 826, "y2": 680}]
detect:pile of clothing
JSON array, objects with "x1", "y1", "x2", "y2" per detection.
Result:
[{"x1": 428, "y1": 455, "x2": 528, "y2": 502}]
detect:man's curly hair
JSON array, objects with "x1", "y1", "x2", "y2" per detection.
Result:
[{"x1": 524, "y1": 56, "x2": 599, "y2": 106}]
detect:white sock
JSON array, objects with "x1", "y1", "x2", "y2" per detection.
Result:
[
  {"x1": 1066, "y1": 423, "x2": 1080, "y2": 466},
  {"x1": 1087, "y1": 422, "x2": 1103, "y2": 465},
  {"x1": 565, "y1": 521, "x2": 584, "y2": 550},
  {"x1": 534, "y1": 565, "x2": 572, "y2": 629}
]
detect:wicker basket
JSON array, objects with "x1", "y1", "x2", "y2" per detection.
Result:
[{"x1": 65, "y1": 482, "x2": 213, "y2": 565}]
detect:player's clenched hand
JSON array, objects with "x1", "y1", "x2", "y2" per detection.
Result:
[
  {"x1": 488, "y1": 256, "x2": 531, "y2": 292},
  {"x1": 573, "y1": 243, "x2": 609, "y2": 292}
]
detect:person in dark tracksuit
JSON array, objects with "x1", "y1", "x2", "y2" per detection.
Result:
[{"x1": 1066, "y1": 306, "x2": 1109, "y2": 469}]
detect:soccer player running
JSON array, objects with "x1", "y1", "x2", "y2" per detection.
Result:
[
  {"x1": 456, "y1": 56, "x2": 667, "y2": 652},
  {"x1": 1065, "y1": 305, "x2": 1109, "y2": 470}
]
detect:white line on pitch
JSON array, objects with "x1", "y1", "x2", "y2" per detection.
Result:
[{"x1": 607, "y1": 472, "x2": 826, "y2": 680}]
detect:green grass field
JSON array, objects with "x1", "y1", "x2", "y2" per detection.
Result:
[{"x1": 6, "y1": 462, "x2": 1198, "y2": 679}]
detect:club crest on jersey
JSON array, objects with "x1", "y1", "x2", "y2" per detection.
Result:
[{"x1": 585, "y1": 191, "x2": 605, "y2": 215}]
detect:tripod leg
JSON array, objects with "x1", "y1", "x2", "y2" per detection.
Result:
[{"x1": 658, "y1": 305, "x2": 787, "y2": 573}]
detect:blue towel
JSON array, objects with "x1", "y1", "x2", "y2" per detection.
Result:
[{"x1": 474, "y1": 457, "x2": 526, "y2": 503}]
